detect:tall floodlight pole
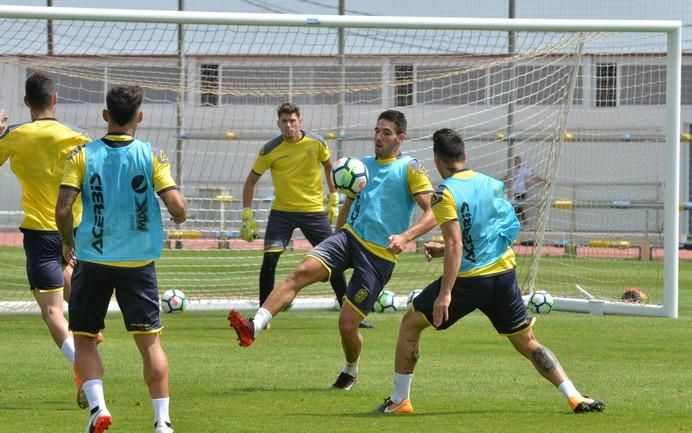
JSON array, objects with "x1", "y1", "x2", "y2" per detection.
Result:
[
  {"x1": 506, "y1": 0, "x2": 516, "y2": 175},
  {"x1": 46, "y1": 0, "x2": 53, "y2": 55},
  {"x1": 336, "y1": 0, "x2": 346, "y2": 158},
  {"x1": 176, "y1": 0, "x2": 185, "y2": 186}
]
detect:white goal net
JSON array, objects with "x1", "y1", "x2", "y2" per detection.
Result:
[{"x1": 0, "y1": 7, "x2": 681, "y2": 316}]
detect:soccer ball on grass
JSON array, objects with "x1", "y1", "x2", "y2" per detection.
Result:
[
  {"x1": 331, "y1": 156, "x2": 368, "y2": 197},
  {"x1": 373, "y1": 289, "x2": 397, "y2": 313},
  {"x1": 161, "y1": 288, "x2": 189, "y2": 313},
  {"x1": 527, "y1": 290, "x2": 554, "y2": 314}
]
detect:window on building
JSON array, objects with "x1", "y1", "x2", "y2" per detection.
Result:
[
  {"x1": 684, "y1": 65, "x2": 692, "y2": 106},
  {"x1": 200, "y1": 64, "x2": 219, "y2": 106},
  {"x1": 395, "y1": 64, "x2": 414, "y2": 107},
  {"x1": 596, "y1": 63, "x2": 617, "y2": 107}
]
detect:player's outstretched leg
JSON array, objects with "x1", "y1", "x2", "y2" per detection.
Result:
[
  {"x1": 507, "y1": 328, "x2": 605, "y2": 414},
  {"x1": 227, "y1": 310, "x2": 255, "y2": 347}
]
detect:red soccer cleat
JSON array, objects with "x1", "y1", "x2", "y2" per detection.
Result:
[{"x1": 228, "y1": 310, "x2": 255, "y2": 347}]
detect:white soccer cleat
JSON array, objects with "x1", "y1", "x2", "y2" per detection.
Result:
[
  {"x1": 154, "y1": 421, "x2": 174, "y2": 433},
  {"x1": 84, "y1": 406, "x2": 112, "y2": 433}
]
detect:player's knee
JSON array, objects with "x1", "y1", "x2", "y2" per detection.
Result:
[
  {"x1": 509, "y1": 329, "x2": 539, "y2": 358},
  {"x1": 400, "y1": 309, "x2": 428, "y2": 332},
  {"x1": 290, "y1": 262, "x2": 320, "y2": 285},
  {"x1": 338, "y1": 313, "x2": 361, "y2": 335},
  {"x1": 40, "y1": 303, "x2": 62, "y2": 321},
  {"x1": 144, "y1": 362, "x2": 168, "y2": 385}
]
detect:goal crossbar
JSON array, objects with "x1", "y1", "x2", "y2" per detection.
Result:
[{"x1": 0, "y1": 5, "x2": 682, "y2": 33}]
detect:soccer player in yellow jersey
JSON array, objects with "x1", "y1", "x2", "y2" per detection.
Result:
[
  {"x1": 240, "y1": 102, "x2": 374, "y2": 327},
  {"x1": 0, "y1": 72, "x2": 91, "y2": 408},
  {"x1": 374, "y1": 129, "x2": 604, "y2": 415},
  {"x1": 56, "y1": 85, "x2": 186, "y2": 433}
]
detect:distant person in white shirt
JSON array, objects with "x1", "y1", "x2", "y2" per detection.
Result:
[{"x1": 512, "y1": 156, "x2": 544, "y2": 223}]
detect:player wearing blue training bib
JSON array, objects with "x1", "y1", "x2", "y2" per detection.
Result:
[
  {"x1": 229, "y1": 110, "x2": 436, "y2": 392},
  {"x1": 56, "y1": 85, "x2": 186, "y2": 433},
  {"x1": 374, "y1": 128, "x2": 605, "y2": 416}
]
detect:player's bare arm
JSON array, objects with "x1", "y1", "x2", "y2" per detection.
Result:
[
  {"x1": 242, "y1": 170, "x2": 261, "y2": 208},
  {"x1": 159, "y1": 187, "x2": 187, "y2": 224},
  {"x1": 55, "y1": 185, "x2": 79, "y2": 263},
  {"x1": 335, "y1": 195, "x2": 353, "y2": 230},
  {"x1": 0, "y1": 108, "x2": 8, "y2": 135},
  {"x1": 321, "y1": 159, "x2": 337, "y2": 194},
  {"x1": 387, "y1": 191, "x2": 435, "y2": 254},
  {"x1": 433, "y1": 218, "x2": 462, "y2": 327}
]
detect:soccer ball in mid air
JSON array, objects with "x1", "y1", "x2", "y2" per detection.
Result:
[
  {"x1": 406, "y1": 289, "x2": 422, "y2": 307},
  {"x1": 373, "y1": 289, "x2": 397, "y2": 313},
  {"x1": 161, "y1": 288, "x2": 189, "y2": 313},
  {"x1": 527, "y1": 290, "x2": 554, "y2": 314},
  {"x1": 331, "y1": 156, "x2": 368, "y2": 196}
]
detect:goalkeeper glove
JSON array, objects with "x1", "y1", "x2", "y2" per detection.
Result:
[
  {"x1": 326, "y1": 192, "x2": 339, "y2": 225},
  {"x1": 240, "y1": 207, "x2": 259, "y2": 241}
]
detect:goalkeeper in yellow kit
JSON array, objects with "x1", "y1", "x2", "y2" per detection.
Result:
[{"x1": 240, "y1": 102, "x2": 373, "y2": 328}]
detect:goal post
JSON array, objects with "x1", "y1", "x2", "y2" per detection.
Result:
[{"x1": 0, "y1": 6, "x2": 682, "y2": 317}]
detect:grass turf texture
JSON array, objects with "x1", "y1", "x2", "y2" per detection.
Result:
[{"x1": 0, "y1": 262, "x2": 691, "y2": 432}]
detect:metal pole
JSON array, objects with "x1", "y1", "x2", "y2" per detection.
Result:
[
  {"x1": 336, "y1": 0, "x2": 345, "y2": 159},
  {"x1": 176, "y1": 0, "x2": 185, "y2": 186},
  {"x1": 46, "y1": 0, "x2": 53, "y2": 55},
  {"x1": 662, "y1": 27, "x2": 681, "y2": 318},
  {"x1": 506, "y1": 0, "x2": 516, "y2": 175}
]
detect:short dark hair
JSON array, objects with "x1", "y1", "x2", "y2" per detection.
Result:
[
  {"x1": 277, "y1": 102, "x2": 300, "y2": 119},
  {"x1": 377, "y1": 110, "x2": 407, "y2": 134},
  {"x1": 433, "y1": 128, "x2": 466, "y2": 162},
  {"x1": 25, "y1": 72, "x2": 55, "y2": 110},
  {"x1": 106, "y1": 85, "x2": 143, "y2": 126}
]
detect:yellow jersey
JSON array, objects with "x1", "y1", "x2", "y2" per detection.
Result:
[
  {"x1": 252, "y1": 130, "x2": 330, "y2": 212},
  {"x1": 0, "y1": 118, "x2": 90, "y2": 231}
]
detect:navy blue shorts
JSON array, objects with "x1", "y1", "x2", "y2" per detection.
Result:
[
  {"x1": 21, "y1": 228, "x2": 64, "y2": 292},
  {"x1": 69, "y1": 261, "x2": 161, "y2": 335},
  {"x1": 308, "y1": 229, "x2": 394, "y2": 316},
  {"x1": 264, "y1": 210, "x2": 333, "y2": 253},
  {"x1": 412, "y1": 268, "x2": 534, "y2": 335}
]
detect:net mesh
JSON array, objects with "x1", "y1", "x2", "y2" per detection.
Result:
[{"x1": 0, "y1": 15, "x2": 673, "y2": 312}]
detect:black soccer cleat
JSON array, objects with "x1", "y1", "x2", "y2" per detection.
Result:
[
  {"x1": 359, "y1": 320, "x2": 375, "y2": 329},
  {"x1": 568, "y1": 395, "x2": 605, "y2": 413},
  {"x1": 331, "y1": 372, "x2": 357, "y2": 390}
]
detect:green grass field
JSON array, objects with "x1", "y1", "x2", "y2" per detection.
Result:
[
  {"x1": 0, "y1": 245, "x2": 670, "y2": 303},
  {"x1": 0, "y1": 256, "x2": 690, "y2": 432}
]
